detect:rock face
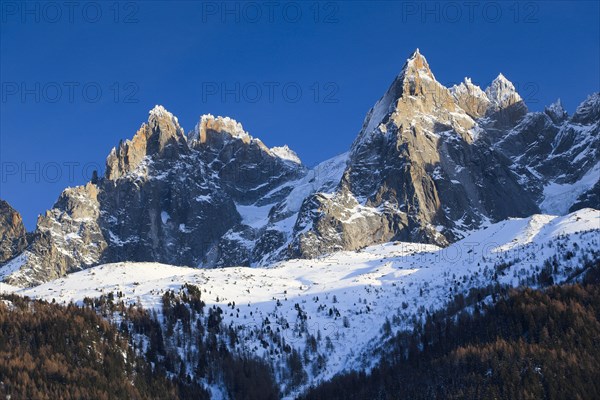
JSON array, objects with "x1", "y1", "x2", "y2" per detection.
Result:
[
  {"x1": 451, "y1": 77, "x2": 491, "y2": 119},
  {"x1": 288, "y1": 50, "x2": 540, "y2": 257},
  {"x1": 0, "y1": 200, "x2": 27, "y2": 263},
  {"x1": 5, "y1": 184, "x2": 108, "y2": 285},
  {"x1": 1, "y1": 107, "x2": 309, "y2": 286},
  {"x1": 494, "y1": 93, "x2": 600, "y2": 215},
  {"x1": 1, "y1": 50, "x2": 598, "y2": 286}
]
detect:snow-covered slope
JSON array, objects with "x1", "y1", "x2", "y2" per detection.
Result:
[{"x1": 18, "y1": 208, "x2": 600, "y2": 396}]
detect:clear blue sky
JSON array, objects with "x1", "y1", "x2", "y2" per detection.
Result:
[{"x1": 1, "y1": 1, "x2": 599, "y2": 229}]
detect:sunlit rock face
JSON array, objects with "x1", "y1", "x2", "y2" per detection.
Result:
[{"x1": 0, "y1": 200, "x2": 28, "y2": 263}]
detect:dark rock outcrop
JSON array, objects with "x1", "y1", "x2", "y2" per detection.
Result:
[{"x1": 0, "y1": 200, "x2": 27, "y2": 263}]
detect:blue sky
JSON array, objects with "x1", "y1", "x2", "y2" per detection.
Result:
[{"x1": 1, "y1": 1, "x2": 599, "y2": 229}]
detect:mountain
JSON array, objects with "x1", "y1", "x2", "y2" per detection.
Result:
[
  {"x1": 496, "y1": 94, "x2": 599, "y2": 214},
  {"x1": 1, "y1": 108, "x2": 312, "y2": 286},
  {"x1": 288, "y1": 50, "x2": 598, "y2": 257},
  {"x1": 1, "y1": 50, "x2": 598, "y2": 287}
]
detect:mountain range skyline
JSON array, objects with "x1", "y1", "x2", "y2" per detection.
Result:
[
  {"x1": 4, "y1": 54, "x2": 599, "y2": 231},
  {"x1": 1, "y1": 48, "x2": 597, "y2": 288},
  {"x1": 2, "y1": 1, "x2": 599, "y2": 230}
]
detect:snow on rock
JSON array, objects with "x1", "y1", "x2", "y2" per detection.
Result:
[
  {"x1": 190, "y1": 114, "x2": 251, "y2": 142},
  {"x1": 270, "y1": 145, "x2": 302, "y2": 164},
  {"x1": 235, "y1": 203, "x2": 274, "y2": 229},
  {"x1": 485, "y1": 73, "x2": 524, "y2": 109},
  {"x1": 545, "y1": 98, "x2": 568, "y2": 123},
  {"x1": 277, "y1": 152, "x2": 348, "y2": 217},
  {"x1": 541, "y1": 161, "x2": 600, "y2": 215},
  {"x1": 149, "y1": 104, "x2": 180, "y2": 126},
  {"x1": 451, "y1": 77, "x2": 489, "y2": 102}
]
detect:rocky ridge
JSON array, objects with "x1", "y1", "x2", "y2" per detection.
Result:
[{"x1": 1, "y1": 50, "x2": 598, "y2": 286}]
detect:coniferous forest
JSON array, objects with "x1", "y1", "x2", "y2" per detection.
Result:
[{"x1": 0, "y1": 294, "x2": 181, "y2": 399}]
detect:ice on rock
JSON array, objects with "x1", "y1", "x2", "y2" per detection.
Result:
[
  {"x1": 189, "y1": 114, "x2": 251, "y2": 142},
  {"x1": 485, "y1": 73, "x2": 524, "y2": 107},
  {"x1": 270, "y1": 145, "x2": 302, "y2": 164},
  {"x1": 545, "y1": 98, "x2": 568, "y2": 123}
]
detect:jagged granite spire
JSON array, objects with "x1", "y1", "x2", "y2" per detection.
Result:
[
  {"x1": 450, "y1": 77, "x2": 491, "y2": 119},
  {"x1": 105, "y1": 105, "x2": 188, "y2": 180},
  {"x1": 290, "y1": 50, "x2": 541, "y2": 259},
  {"x1": 354, "y1": 49, "x2": 465, "y2": 150},
  {"x1": 482, "y1": 73, "x2": 528, "y2": 129},
  {"x1": 190, "y1": 114, "x2": 251, "y2": 144},
  {"x1": 485, "y1": 73, "x2": 525, "y2": 110},
  {"x1": 572, "y1": 92, "x2": 600, "y2": 124},
  {"x1": 545, "y1": 98, "x2": 568, "y2": 123}
]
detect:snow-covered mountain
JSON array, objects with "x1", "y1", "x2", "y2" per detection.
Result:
[
  {"x1": 10, "y1": 208, "x2": 600, "y2": 396},
  {"x1": 287, "y1": 50, "x2": 598, "y2": 257},
  {"x1": 1, "y1": 49, "x2": 598, "y2": 287}
]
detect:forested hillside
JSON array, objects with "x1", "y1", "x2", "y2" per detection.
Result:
[
  {"x1": 0, "y1": 295, "x2": 188, "y2": 399},
  {"x1": 2, "y1": 263, "x2": 598, "y2": 399},
  {"x1": 0, "y1": 286, "x2": 279, "y2": 400},
  {"x1": 301, "y1": 263, "x2": 600, "y2": 400}
]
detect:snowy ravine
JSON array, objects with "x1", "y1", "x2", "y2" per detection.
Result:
[{"x1": 8, "y1": 208, "x2": 600, "y2": 397}]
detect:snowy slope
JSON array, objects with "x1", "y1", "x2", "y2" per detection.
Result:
[
  {"x1": 541, "y1": 161, "x2": 600, "y2": 214},
  {"x1": 18, "y1": 208, "x2": 600, "y2": 396}
]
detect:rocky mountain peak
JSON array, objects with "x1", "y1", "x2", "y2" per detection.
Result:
[
  {"x1": 304, "y1": 52, "x2": 544, "y2": 259},
  {"x1": 148, "y1": 104, "x2": 179, "y2": 125},
  {"x1": 451, "y1": 77, "x2": 491, "y2": 119},
  {"x1": 105, "y1": 105, "x2": 188, "y2": 180},
  {"x1": 270, "y1": 145, "x2": 302, "y2": 164},
  {"x1": 392, "y1": 48, "x2": 442, "y2": 102},
  {"x1": 353, "y1": 49, "x2": 465, "y2": 151},
  {"x1": 483, "y1": 73, "x2": 528, "y2": 128},
  {"x1": 485, "y1": 73, "x2": 525, "y2": 110},
  {"x1": 144, "y1": 105, "x2": 187, "y2": 153},
  {"x1": 191, "y1": 114, "x2": 305, "y2": 168},
  {"x1": 402, "y1": 48, "x2": 435, "y2": 81},
  {"x1": 545, "y1": 98, "x2": 568, "y2": 123},
  {"x1": 191, "y1": 114, "x2": 251, "y2": 144},
  {"x1": 572, "y1": 92, "x2": 600, "y2": 124}
]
